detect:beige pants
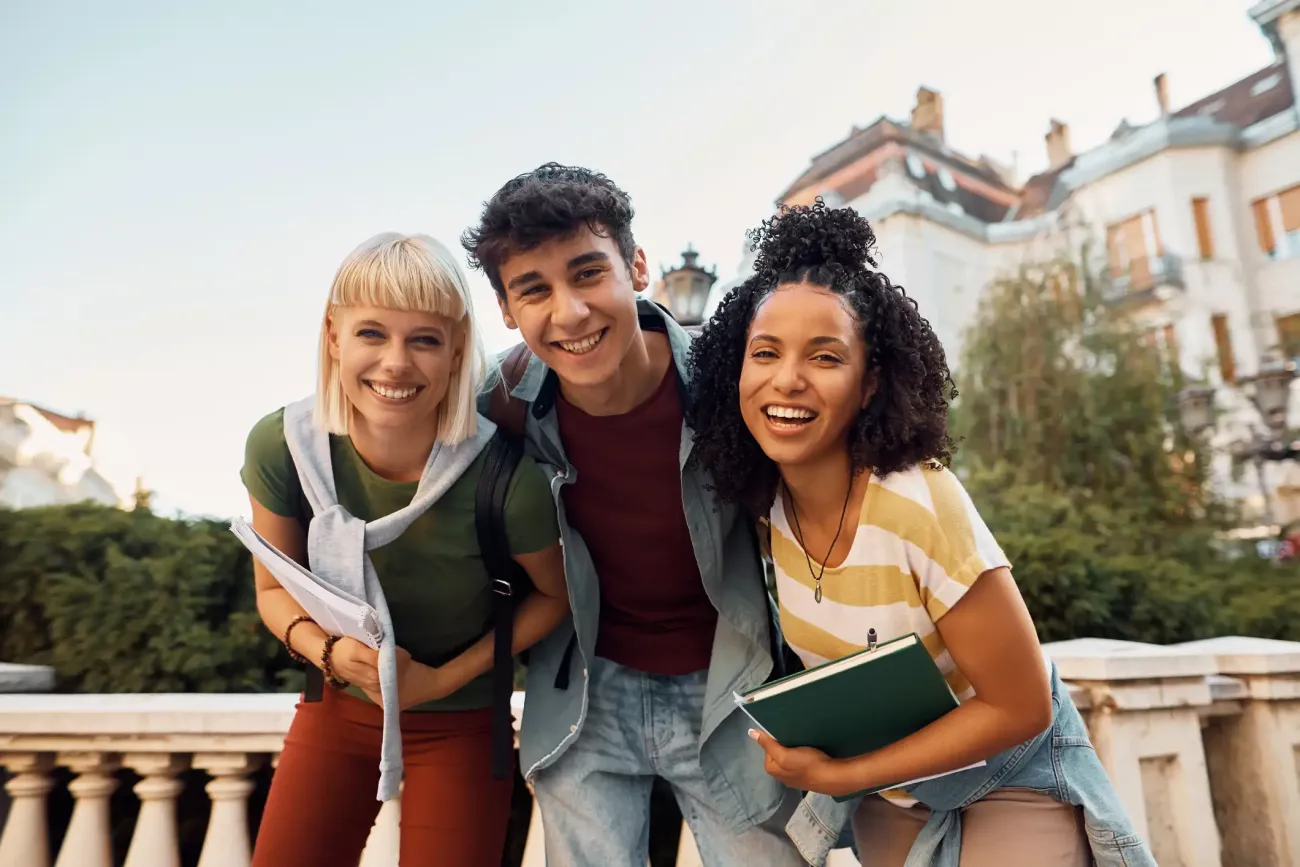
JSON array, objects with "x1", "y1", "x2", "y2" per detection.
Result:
[{"x1": 852, "y1": 789, "x2": 1091, "y2": 867}]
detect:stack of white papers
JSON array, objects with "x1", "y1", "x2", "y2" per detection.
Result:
[{"x1": 230, "y1": 518, "x2": 384, "y2": 650}]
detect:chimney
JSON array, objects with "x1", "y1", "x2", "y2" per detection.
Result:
[
  {"x1": 1154, "y1": 73, "x2": 1171, "y2": 116},
  {"x1": 911, "y1": 87, "x2": 945, "y2": 141},
  {"x1": 1045, "y1": 119, "x2": 1072, "y2": 171}
]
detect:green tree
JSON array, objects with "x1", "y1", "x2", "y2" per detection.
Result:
[
  {"x1": 0, "y1": 503, "x2": 299, "y2": 693},
  {"x1": 950, "y1": 259, "x2": 1300, "y2": 643}
]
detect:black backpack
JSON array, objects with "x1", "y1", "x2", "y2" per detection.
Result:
[{"x1": 474, "y1": 429, "x2": 532, "y2": 781}]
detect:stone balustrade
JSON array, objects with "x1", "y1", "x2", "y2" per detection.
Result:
[
  {"x1": 1042, "y1": 636, "x2": 1300, "y2": 867},
  {"x1": 1, "y1": 636, "x2": 1297, "y2": 867}
]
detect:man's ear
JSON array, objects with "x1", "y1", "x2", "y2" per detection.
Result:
[
  {"x1": 861, "y1": 368, "x2": 880, "y2": 410},
  {"x1": 630, "y1": 247, "x2": 650, "y2": 294},
  {"x1": 496, "y1": 292, "x2": 518, "y2": 330}
]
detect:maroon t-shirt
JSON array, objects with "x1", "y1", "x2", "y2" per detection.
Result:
[{"x1": 555, "y1": 365, "x2": 718, "y2": 675}]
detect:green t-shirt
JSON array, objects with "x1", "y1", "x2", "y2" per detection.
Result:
[{"x1": 241, "y1": 409, "x2": 560, "y2": 712}]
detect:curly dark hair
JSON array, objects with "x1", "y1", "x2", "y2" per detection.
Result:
[
  {"x1": 461, "y1": 162, "x2": 637, "y2": 296},
  {"x1": 686, "y1": 199, "x2": 956, "y2": 516}
]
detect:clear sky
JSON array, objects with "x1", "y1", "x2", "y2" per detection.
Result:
[{"x1": 1, "y1": 0, "x2": 1278, "y2": 519}]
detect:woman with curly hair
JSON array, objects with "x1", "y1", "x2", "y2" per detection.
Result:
[{"x1": 686, "y1": 201, "x2": 1152, "y2": 867}]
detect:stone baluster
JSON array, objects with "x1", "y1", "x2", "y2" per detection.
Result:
[
  {"x1": 1178, "y1": 636, "x2": 1300, "y2": 867},
  {"x1": 357, "y1": 789, "x2": 400, "y2": 867},
  {"x1": 123, "y1": 753, "x2": 188, "y2": 867},
  {"x1": 53, "y1": 752, "x2": 120, "y2": 867},
  {"x1": 194, "y1": 753, "x2": 261, "y2": 867},
  {"x1": 1047, "y1": 638, "x2": 1222, "y2": 867},
  {"x1": 0, "y1": 753, "x2": 55, "y2": 867}
]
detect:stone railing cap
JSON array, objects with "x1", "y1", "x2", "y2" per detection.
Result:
[
  {"x1": 0, "y1": 693, "x2": 299, "y2": 735},
  {"x1": 1173, "y1": 636, "x2": 1300, "y2": 675},
  {"x1": 1044, "y1": 637, "x2": 1219, "y2": 681},
  {"x1": 0, "y1": 691, "x2": 532, "y2": 735}
]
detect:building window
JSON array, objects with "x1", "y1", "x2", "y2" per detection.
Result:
[
  {"x1": 1212, "y1": 314, "x2": 1236, "y2": 384},
  {"x1": 1252, "y1": 184, "x2": 1300, "y2": 259},
  {"x1": 1277, "y1": 313, "x2": 1300, "y2": 360},
  {"x1": 1284, "y1": 186, "x2": 1300, "y2": 254},
  {"x1": 1192, "y1": 197, "x2": 1214, "y2": 260},
  {"x1": 1106, "y1": 209, "x2": 1162, "y2": 291}
]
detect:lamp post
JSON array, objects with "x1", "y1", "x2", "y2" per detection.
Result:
[
  {"x1": 1178, "y1": 357, "x2": 1299, "y2": 529},
  {"x1": 656, "y1": 246, "x2": 718, "y2": 327}
]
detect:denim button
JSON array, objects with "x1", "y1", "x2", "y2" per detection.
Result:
[{"x1": 569, "y1": 725, "x2": 578, "y2": 733}]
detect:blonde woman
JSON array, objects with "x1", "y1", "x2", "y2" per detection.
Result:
[{"x1": 243, "y1": 233, "x2": 567, "y2": 867}]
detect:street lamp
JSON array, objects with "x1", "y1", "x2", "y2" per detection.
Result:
[
  {"x1": 657, "y1": 246, "x2": 718, "y2": 327},
  {"x1": 1176, "y1": 385, "x2": 1216, "y2": 435},
  {"x1": 1243, "y1": 358, "x2": 1298, "y2": 432},
  {"x1": 1179, "y1": 357, "x2": 1299, "y2": 531}
]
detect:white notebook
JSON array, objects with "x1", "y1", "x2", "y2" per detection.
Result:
[{"x1": 230, "y1": 517, "x2": 384, "y2": 650}]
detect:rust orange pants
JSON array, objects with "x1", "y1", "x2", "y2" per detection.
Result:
[{"x1": 251, "y1": 688, "x2": 513, "y2": 867}]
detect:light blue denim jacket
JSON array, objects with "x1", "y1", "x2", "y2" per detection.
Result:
[
  {"x1": 786, "y1": 662, "x2": 1156, "y2": 867},
  {"x1": 481, "y1": 301, "x2": 787, "y2": 832}
]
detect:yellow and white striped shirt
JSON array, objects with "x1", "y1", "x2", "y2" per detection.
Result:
[{"x1": 769, "y1": 463, "x2": 1010, "y2": 806}]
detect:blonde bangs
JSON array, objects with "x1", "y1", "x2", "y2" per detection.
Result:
[
  {"x1": 329, "y1": 233, "x2": 469, "y2": 320},
  {"x1": 316, "y1": 232, "x2": 488, "y2": 442}
]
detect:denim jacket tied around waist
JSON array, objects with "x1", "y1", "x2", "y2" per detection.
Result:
[{"x1": 785, "y1": 661, "x2": 1156, "y2": 867}]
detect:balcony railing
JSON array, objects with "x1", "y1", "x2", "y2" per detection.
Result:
[
  {"x1": 2, "y1": 637, "x2": 1299, "y2": 867},
  {"x1": 1100, "y1": 254, "x2": 1186, "y2": 303}
]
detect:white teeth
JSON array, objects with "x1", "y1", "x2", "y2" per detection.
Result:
[
  {"x1": 765, "y1": 406, "x2": 816, "y2": 419},
  {"x1": 367, "y1": 382, "x2": 419, "y2": 401},
  {"x1": 558, "y1": 330, "x2": 604, "y2": 355}
]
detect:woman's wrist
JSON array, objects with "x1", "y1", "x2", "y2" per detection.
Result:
[
  {"x1": 832, "y1": 752, "x2": 883, "y2": 796},
  {"x1": 405, "y1": 662, "x2": 448, "y2": 707},
  {"x1": 287, "y1": 620, "x2": 329, "y2": 670},
  {"x1": 281, "y1": 615, "x2": 314, "y2": 664},
  {"x1": 321, "y1": 635, "x2": 349, "y2": 688}
]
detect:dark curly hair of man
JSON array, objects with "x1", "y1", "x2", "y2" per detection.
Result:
[
  {"x1": 686, "y1": 199, "x2": 956, "y2": 516},
  {"x1": 461, "y1": 162, "x2": 637, "y2": 296}
]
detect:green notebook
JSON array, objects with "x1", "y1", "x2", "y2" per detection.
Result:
[{"x1": 734, "y1": 632, "x2": 983, "y2": 802}]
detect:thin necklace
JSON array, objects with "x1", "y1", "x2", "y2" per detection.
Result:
[{"x1": 786, "y1": 477, "x2": 854, "y2": 604}]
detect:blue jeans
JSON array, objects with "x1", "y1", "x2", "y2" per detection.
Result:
[{"x1": 531, "y1": 657, "x2": 805, "y2": 867}]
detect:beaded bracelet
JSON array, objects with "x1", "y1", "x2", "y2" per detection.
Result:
[
  {"x1": 282, "y1": 615, "x2": 313, "y2": 665},
  {"x1": 321, "y1": 634, "x2": 349, "y2": 689}
]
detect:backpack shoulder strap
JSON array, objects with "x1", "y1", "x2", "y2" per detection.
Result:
[
  {"x1": 485, "y1": 343, "x2": 534, "y2": 439},
  {"x1": 474, "y1": 429, "x2": 526, "y2": 781},
  {"x1": 475, "y1": 430, "x2": 524, "y2": 589}
]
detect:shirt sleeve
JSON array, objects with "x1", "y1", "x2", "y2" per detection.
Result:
[
  {"x1": 240, "y1": 409, "x2": 303, "y2": 518},
  {"x1": 504, "y1": 454, "x2": 561, "y2": 556},
  {"x1": 908, "y1": 466, "x2": 1010, "y2": 622}
]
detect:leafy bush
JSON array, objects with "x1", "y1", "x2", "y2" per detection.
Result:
[{"x1": 0, "y1": 503, "x2": 297, "y2": 693}]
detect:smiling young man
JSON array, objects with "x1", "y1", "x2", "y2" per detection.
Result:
[{"x1": 463, "y1": 164, "x2": 803, "y2": 867}]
